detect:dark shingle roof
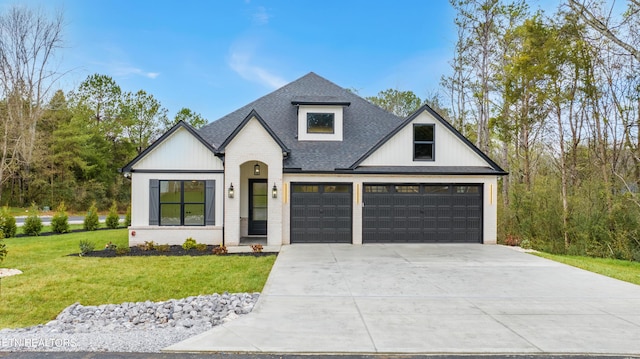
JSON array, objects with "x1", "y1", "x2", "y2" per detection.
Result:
[{"x1": 198, "y1": 72, "x2": 402, "y2": 171}]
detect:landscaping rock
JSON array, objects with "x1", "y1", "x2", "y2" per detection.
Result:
[{"x1": 35, "y1": 292, "x2": 259, "y2": 334}]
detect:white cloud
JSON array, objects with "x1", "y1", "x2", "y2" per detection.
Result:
[
  {"x1": 110, "y1": 64, "x2": 160, "y2": 79},
  {"x1": 252, "y1": 6, "x2": 271, "y2": 25},
  {"x1": 228, "y1": 50, "x2": 286, "y2": 89}
]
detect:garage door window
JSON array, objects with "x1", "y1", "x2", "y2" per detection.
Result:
[
  {"x1": 424, "y1": 185, "x2": 449, "y2": 193},
  {"x1": 365, "y1": 185, "x2": 390, "y2": 193},
  {"x1": 455, "y1": 185, "x2": 480, "y2": 193},
  {"x1": 324, "y1": 184, "x2": 350, "y2": 193},
  {"x1": 293, "y1": 185, "x2": 319, "y2": 193},
  {"x1": 395, "y1": 185, "x2": 419, "y2": 193},
  {"x1": 414, "y1": 124, "x2": 435, "y2": 161}
]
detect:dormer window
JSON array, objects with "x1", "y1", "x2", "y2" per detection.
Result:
[
  {"x1": 307, "y1": 113, "x2": 335, "y2": 134},
  {"x1": 292, "y1": 97, "x2": 350, "y2": 142}
]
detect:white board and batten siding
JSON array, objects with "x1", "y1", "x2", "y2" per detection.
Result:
[
  {"x1": 129, "y1": 127, "x2": 224, "y2": 246},
  {"x1": 359, "y1": 110, "x2": 488, "y2": 167}
]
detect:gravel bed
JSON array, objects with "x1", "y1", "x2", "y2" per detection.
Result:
[{"x1": 0, "y1": 292, "x2": 259, "y2": 352}]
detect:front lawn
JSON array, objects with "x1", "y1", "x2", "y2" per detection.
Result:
[
  {"x1": 0, "y1": 229, "x2": 276, "y2": 329},
  {"x1": 535, "y1": 252, "x2": 640, "y2": 286}
]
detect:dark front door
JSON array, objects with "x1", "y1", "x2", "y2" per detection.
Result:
[{"x1": 249, "y1": 179, "x2": 268, "y2": 235}]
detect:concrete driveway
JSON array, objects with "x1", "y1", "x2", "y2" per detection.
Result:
[{"x1": 165, "y1": 244, "x2": 640, "y2": 354}]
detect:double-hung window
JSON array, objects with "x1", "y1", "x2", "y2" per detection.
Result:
[{"x1": 414, "y1": 124, "x2": 435, "y2": 161}]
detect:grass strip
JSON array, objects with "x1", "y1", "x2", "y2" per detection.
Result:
[
  {"x1": 535, "y1": 252, "x2": 640, "y2": 286},
  {"x1": 0, "y1": 229, "x2": 276, "y2": 328}
]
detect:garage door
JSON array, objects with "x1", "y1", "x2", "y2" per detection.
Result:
[
  {"x1": 290, "y1": 183, "x2": 352, "y2": 243},
  {"x1": 363, "y1": 184, "x2": 482, "y2": 243}
]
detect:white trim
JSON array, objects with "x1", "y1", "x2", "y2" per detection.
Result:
[{"x1": 297, "y1": 105, "x2": 344, "y2": 141}]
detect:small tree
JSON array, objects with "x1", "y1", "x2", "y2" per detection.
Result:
[
  {"x1": 0, "y1": 207, "x2": 16, "y2": 238},
  {"x1": 105, "y1": 201, "x2": 120, "y2": 229},
  {"x1": 83, "y1": 201, "x2": 99, "y2": 231},
  {"x1": 23, "y1": 203, "x2": 43, "y2": 236},
  {"x1": 51, "y1": 201, "x2": 69, "y2": 234}
]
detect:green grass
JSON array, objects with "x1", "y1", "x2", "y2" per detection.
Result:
[
  {"x1": 0, "y1": 229, "x2": 276, "y2": 328},
  {"x1": 535, "y1": 252, "x2": 640, "y2": 286}
]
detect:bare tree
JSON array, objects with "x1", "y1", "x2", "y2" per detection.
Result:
[
  {"x1": 568, "y1": 0, "x2": 640, "y2": 63},
  {"x1": 0, "y1": 5, "x2": 63, "y2": 203}
]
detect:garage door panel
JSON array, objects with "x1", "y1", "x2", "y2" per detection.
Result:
[
  {"x1": 363, "y1": 183, "x2": 482, "y2": 243},
  {"x1": 290, "y1": 183, "x2": 352, "y2": 243}
]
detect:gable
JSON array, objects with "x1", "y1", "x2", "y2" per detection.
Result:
[
  {"x1": 358, "y1": 108, "x2": 491, "y2": 168},
  {"x1": 132, "y1": 127, "x2": 223, "y2": 171},
  {"x1": 224, "y1": 116, "x2": 284, "y2": 161}
]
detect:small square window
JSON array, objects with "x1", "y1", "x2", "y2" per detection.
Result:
[
  {"x1": 414, "y1": 124, "x2": 435, "y2": 161},
  {"x1": 307, "y1": 113, "x2": 335, "y2": 134}
]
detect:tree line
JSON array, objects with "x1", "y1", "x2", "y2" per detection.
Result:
[
  {"x1": 0, "y1": 6, "x2": 206, "y2": 211},
  {"x1": 367, "y1": 0, "x2": 640, "y2": 261},
  {"x1": 439, "y1": 0, "x2": 640, "y2": 260}
]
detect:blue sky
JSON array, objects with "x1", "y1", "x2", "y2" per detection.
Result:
[{"x1": 4, "y1": 0, "x2": 556, "y2": 122}]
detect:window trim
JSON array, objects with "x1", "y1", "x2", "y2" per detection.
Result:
[{"x1": 413, "y1": 124, "x2": 435, "y2": 161}]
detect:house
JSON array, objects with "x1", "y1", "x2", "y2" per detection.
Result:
[{"x1": 121, "y1": 72, "x2": 507, "y2": 247}]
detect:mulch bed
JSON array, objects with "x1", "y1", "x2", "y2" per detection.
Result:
[{"x1": 72, "y1": 245, "x2": 276, "y2": 258}]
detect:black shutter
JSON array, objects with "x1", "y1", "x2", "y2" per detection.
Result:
[
  {"x1": 205, "y1": 180, "x2": 215, "y2": 225},
  {"x1": 149, "y1": 179, "x2": 159, "y2": 225}
]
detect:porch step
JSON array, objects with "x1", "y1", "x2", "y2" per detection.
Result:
[{"x1": 239, "y1": 236, "x2": 267, "y2": 246}]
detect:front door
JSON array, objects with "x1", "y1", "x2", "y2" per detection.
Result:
[{"x1": 248, "y1": 179, "x2": 268, "y2": 235}]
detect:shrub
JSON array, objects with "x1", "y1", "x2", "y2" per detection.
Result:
[
  {"x1": 519, "y1": 238, "x2": 532, "y2": 249},
  {"x1": 51, "y1": 202, "x2": 70, "y2": 234},
  {"x1": 251, "y1": 244, "x2": 263, "y2": 253},
  {"x1": 83, "y1": 202, "x2": 100, "y2": 231},
  {"x1": 78, "y1": 239, "x2": 95, "y2": 256},
  {"x1": 104, "y1": 241, "x2": 117, "y2": 250},
  {"x1": 213, "y1": 244, "x2": 228, "y2": 255},
  {"x1": 182, "y1": 237, "x2": 197, "y2": 251},
  {"x1": 156, "y1": 244, "x2": 170, "y2": 252},
  {"x1": 125, "y1": 206, "x2": 132, "y2": 227},
  {"x1": 195, "y1": 243, "x2": 208, "y2": 252},
  {"x1": 105, "y1": 201, "x2": 120, "y2": 229},
  {"x1": 138, "y1": 241, "x2": 155, "y2": 251},
  {"x1": 23, "y1": 203, "x2": 43, "y2": 236},
  {"x1": 0, "y1": 239, "x2": 7, "y2": 263},
  {"x1": 0, "y1": 207, "x2": 16, "y2": 238},
  {"x1": 115, "y1": 246, "x2": 131, "y2": 255}
]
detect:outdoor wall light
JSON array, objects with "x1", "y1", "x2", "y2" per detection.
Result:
[
  {"x1": 228, "y1": 183, "x2": 234, "y2": 198},
  {"x1": 254, "y1": 163, "x2": 261, "y2": 176},
  {"x1": 272, "y1": 183, "x2": 278, "y2": 198}
]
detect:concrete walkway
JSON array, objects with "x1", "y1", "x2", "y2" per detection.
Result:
[{"x1": 165, "y1": 244, "x2": 640, "y2": 354}]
